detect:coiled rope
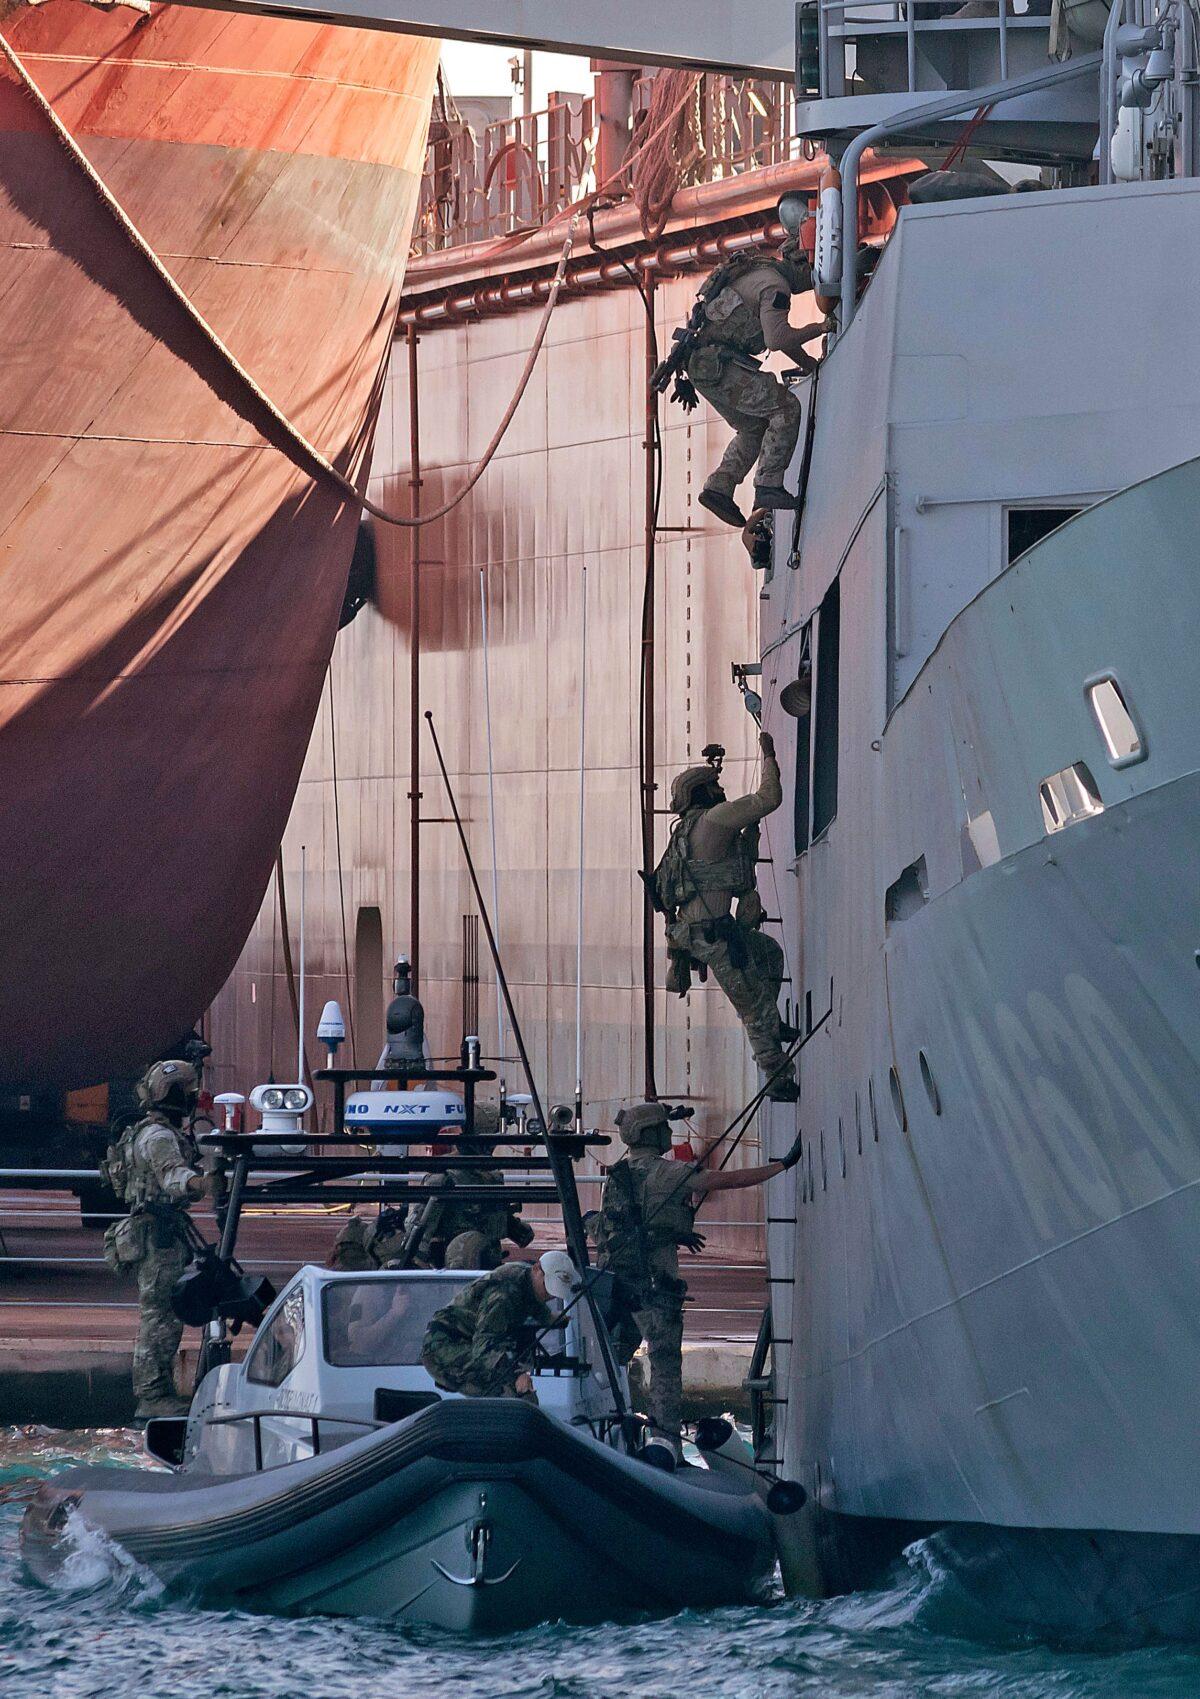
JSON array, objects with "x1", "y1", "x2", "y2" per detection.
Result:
[{"x1": 0, "y1": 25, "x2": 581, "y2": 530}]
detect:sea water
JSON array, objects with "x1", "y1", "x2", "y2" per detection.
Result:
[{"x1": 2, "y1": 1428, "x2": 1196, "y2": 1699}]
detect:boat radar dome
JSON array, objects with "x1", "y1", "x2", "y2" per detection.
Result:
[{"x1": 318, "y1": 1000, "x2": 346, "y2": 1062}]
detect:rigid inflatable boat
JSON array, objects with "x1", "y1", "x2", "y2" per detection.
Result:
[{"x1": 22, "y1": 1266, "x2": 781, "y2": 1631}]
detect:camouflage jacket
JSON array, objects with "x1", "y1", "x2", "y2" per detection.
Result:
[
  {"x1": 592, "y1": 1153, "x2": 702, "y2": 1299},
  {"x1": 106, "y1": 1112, "x2": 198, "y2": 1213},
  {"x1": 422, "y1": 1261, "x2": 550, "y2": 1395}
]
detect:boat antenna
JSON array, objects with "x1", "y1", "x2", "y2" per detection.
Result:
[
  {"x1": 425, "y1": 710, "x2": 632, "y2": 1434},
  {"x1": 575, "y1": 562, "x2": 588, "y2": 1110},
  {"x1": 297, "y1": 844, "x2": 307, "y2": 1087},
  {"x1": 478, "y1": 569, "x2": 506, "y2": 1080}
]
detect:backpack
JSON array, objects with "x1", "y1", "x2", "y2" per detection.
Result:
[{"x1": 100, "y1": 1120, "x2": 139, "y2": 1205}]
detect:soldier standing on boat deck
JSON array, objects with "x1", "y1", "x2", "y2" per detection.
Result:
[
  {"x1": 593, "y1": 1102, "x2": 802, "y2": 1453},
  {"x1": 650, "y1": 732, "x2": 800, "y2": 1102},
  {"x1": 101, "y1": 1060, "x2": 210, "y2": 1420},
  {"x1": 659, "y1": 240, "x2": 829, "y2": 527},
  {"x1": 421, "y1": 1250, "x2": 581, "y2": 1402}
]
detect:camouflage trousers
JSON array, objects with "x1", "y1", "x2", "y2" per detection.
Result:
[
  {"x1": 420, "y1": 1339, "x2": 537, "y2": 1403},
  {"x1": 688, "y1": 352, "x2": 802, "y2": 497},
  {"x1": 132, "y1": 1238, "x2": 188, "y2": 1409},
  {"x1": 633, "y1": 1293, "x2": 685, "y2": 1448},
  {"x1": 668, "y1": 918, "x2": 794, "y2": 1084},
  {"x1": 607, "y1": 1279, "x2": 686, "y2": 1449}
]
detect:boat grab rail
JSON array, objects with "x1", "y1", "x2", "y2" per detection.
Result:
[{"x1": 203, "y1": 1408, "x2": 382, "y2": 1471}]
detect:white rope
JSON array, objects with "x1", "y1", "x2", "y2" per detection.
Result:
[
  {"x1": 479, "y1": 569, "x2": 506, "y2": 1077},
  {"x1": 0, "y1": 27, "x2": 581, "y2": 531},
  {"x1": 574, "y1": 563, "x2": 588, "y2": 1094}
]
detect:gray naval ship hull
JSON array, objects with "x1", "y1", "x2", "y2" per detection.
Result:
[
  {"x1": 21, "y1": 1400, "x2": 777, "y2": 1631},
  {"x1": 756, "y1": 177, "x2": 1200, "y2": 1637}
]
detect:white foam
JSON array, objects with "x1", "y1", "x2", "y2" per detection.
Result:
[{"x1": 53, "y1": 1507, "x2": 163, "y2": 1601}]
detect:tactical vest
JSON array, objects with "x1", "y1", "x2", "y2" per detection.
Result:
[
  {"x1": 651, "y1": 808, "x2": 759, "y2": 917},
  {"x1": 593, "y1": 1155, "x2": 699, "y2": 1291},
  {"x1": 102, "y1": 1113, "x2": 194, "y2": 1211},
  {"x1": 690, "y1": 255, "x2": 791, "y2": 358}
]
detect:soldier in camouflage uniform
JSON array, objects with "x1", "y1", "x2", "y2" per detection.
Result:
[
  {"x1": 329, "y1": 1102, "x2": 535, "y2": 1272},
  {"x1": 414, "y1": 1103, "x2": 535, "y2": 1270},
  {"x1": 327, "y1": 1209, "x2": 410, "y2": 1272},
  {"x1": 593, "y1": 1102, "x2": 802, "y2": 1452},
  {"x1": 677, "y1": 245, "x2": 829, "y2": 527},
  {"x1": 421, "y1": 1249, "x2": 581, "y2": 1401},
  {"x1": 652, "y1": 731, "x2": 800, "y2": 1103},
  {"x1": 102, "y1": 1059, "x2": 210, "y2": 1420}
]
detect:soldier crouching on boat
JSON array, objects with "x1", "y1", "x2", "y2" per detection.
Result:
[
  {"x1": 420, "y1": 1250, "x2": 581, "y2": 1402},
  {"x1": 329, "y1": 1100, "x2": 535, "y2": 1272}
]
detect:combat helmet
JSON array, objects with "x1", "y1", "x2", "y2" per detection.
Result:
[
  {"x1": 614, "y1": 1102, "x2": 671, "y2": 1153},
  {"x1": 460, "y1": 1098, "x2": 501, "y2": 1153},
  {"x1": 136, "y1": 1058, "x2": 200, "y2": 1114},
  {"x1": 670, "y1": 765, "x2": 723, "y2": 814}
]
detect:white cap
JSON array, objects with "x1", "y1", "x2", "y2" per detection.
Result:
[{"x1": 538, "y1": 1249, "x2": 582, "y2": 1303}]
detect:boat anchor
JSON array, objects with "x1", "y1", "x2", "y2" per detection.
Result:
[{"x1": 432, "y1": 1493, "x2": 521, "y2": 1588}]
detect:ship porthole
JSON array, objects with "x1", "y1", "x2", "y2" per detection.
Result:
[
  {"x1": 918, "y1": 1050, "x2": 942, "y2": 1116},
  {"x1": 888, "y1": 1066, "x2": 907, "y2": 1132}
]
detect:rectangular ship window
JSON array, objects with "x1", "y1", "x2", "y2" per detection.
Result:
[
  {"x1": 1007, "y1": 507, "x2": 1081, "y2": 564},
  {"x1": 1039, "y1": 762, "x2": 1104, "y2": 834},
  {"x1": 793, "y1": 622, "x2": 813, "y2": 856},
  {"x1": 1087, "y1": 676, "x2": 1144, "y2": 766},
  {"x1": 811, "y1": 579, "x2": 841, "y2": 840}
]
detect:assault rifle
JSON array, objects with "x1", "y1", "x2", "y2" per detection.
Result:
[{"x1": 649, "y1": 298, "x2": 705, "y2": 412}]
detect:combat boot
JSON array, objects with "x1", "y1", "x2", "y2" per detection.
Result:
[
  {"x1": 699, "y1": 486, "x2": 746, "y2": 528},
  {"x1": 766, "y1": 1076, "x2": 800, "y2": 1103},
  {"x1": 753, "y1": 483, "x2": 799, "y2": 511},
  {"x1": 133, "y1": 1394, "x2": 191, "y2": 1424}
]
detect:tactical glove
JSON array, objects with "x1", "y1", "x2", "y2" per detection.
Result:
[
  {"x1": 779, "y1": 1134, "x2": 804, "y2": 1171},
  {"x1": 678, "y1": 1231, "x2": 707, "y2": 1255},
  {"x1": 672, "y1": 373, "x2": 699, "y2": 413}
]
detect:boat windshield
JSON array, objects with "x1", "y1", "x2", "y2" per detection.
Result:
[{"x1": 322, "y1": 1277, "x2": 471, "y2": 1368}]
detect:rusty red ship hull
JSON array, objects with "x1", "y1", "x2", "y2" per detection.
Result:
[{"x1": 0, "y1": 1, "x2": 437, "y2": 1085}]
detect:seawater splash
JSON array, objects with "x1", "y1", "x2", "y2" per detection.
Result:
[
  {"x1": 53, "y1": 1506, "x2": 164, "y2": 1602},
  {"x1": 4, "y1": 1428, "x2": 1200, "y2": 1699}
]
